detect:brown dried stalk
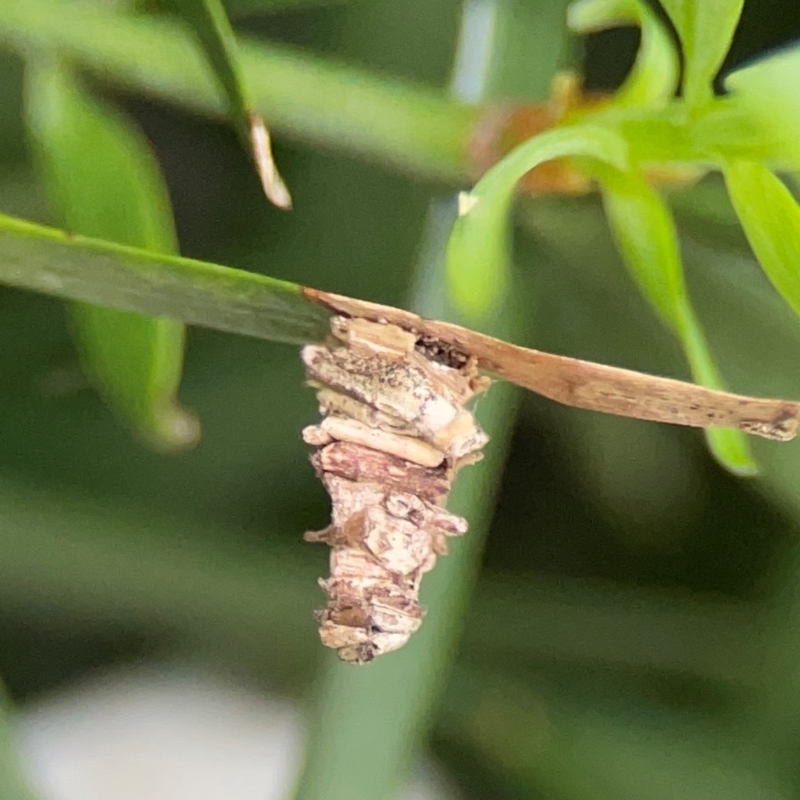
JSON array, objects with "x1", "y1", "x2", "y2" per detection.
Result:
[
  {"x1": 300, "y1": 291, "x2": 800, "y2": 665},
  {"x1": 305, "y1": 288, "x2": 800, "y2": 441}
]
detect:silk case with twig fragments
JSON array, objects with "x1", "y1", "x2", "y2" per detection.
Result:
[{"x1": 301, "y1": 316, "x2": 491, "y2": 664}]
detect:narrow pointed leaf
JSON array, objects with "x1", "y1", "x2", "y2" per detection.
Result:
[
  {"x1": 161, "y1": 0, "x2": 291, "y2": 207},
  {"x1": 568, "y1": 0, "x2": 679, "y2": 108},
  {"x1": 725, "y1": 161, "x2": 800, "y2": 319},
  {"x1": 723, "y1": 45, "x2": 800, "y2": 171},
  {"x1": 25, "y1": 63, "x2": 197, "y2": 448},
  {"x1": 447, "y1": 124, "x2": 627, "y2": 319},
  {"x1": 0, "y1": 213, "x2": 330, "y2": 344},
  {"x1": 659, "y1": 0, "x2": 744, "y2": 107},
  {"x1": 598, "y1": 166, "x2": 756, "y2": 473}
]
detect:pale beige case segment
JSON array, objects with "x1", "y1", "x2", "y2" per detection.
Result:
[{"x1": 302, "y1": 315, "x2": 489, "y2": 664}]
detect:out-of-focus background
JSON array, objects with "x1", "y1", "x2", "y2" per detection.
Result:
[{"x1": 3, "y1": 1, "x2": 800, "y2": 798}]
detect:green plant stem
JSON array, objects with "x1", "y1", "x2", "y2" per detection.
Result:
[
  {"x1": 0, "y1": 214, "x2": 331, "y2": 345},
  {"x1": 292, "y1": 222, "x2": 521, "y2": 800},
  {"x1": 0, "y1": 0, "x2": 477, "y2": 181}
]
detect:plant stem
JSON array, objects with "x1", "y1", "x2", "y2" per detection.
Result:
[{"x1": 291, "y1": 203, "x2": 523, "y2": 800}]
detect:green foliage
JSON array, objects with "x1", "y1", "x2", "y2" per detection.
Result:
[
  {"x1": 0, "y1": 2, "x2": 800, "y2": 800},
  {"x1": 160, "y1": 0, "x2": 292, "y2": 207},
  {"x1": 659, "y1": 0, "x2": 744, "y2": 107},
  {"x1": 598, "y1": 167, "x2": 755, "y2": 472},
  {"x1": 445, "y1": 0, "x2": 800, "y2": 471},
  {"x1": 725, "y1": 162, "x2": 800, "y2": 318},
  {"x1": 25, "y1": 60, "x2": 196, "y2": 448},
  {"x1": 163, "y1": 0, "x2": 251, "y2": 131},
  {"x1": 447, "y1": 124, "x2": 626, "y2": 318},
  {"x1": 724, "y1": 46, "x2": 800, "y2": 169},
  {"x1": 568, "y1": 0, "x2": 679, "y2": 108}
]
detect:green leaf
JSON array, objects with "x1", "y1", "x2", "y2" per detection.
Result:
[
  {"x1": 598, "y1": 166, "x2": 756, "y2": 474},
  {"x1": 723, "y1": 45, "x2": 800, "y2": 171},
  {"x1": 25, "y1": 61, "x2": 198, "y2": 449},
  {"x1": 678, "y1": 310, "x2": 757, "y2": 475},
  {"x1": 160, "y1": 0, "x2": 291, "y2": 207},
  {"x1": 659, "y1": 0, "x2": 744, "y2": 108},
  {"x1": 0, "y1": 0, "x2": 477, "y2": 182},
  {"x1": 442, "y1": 668, "x2": 785, "y2": 800},
  {"x1": 725, "y1": 160, "x2": 800, "y2": 320},
  {"x1": 0, "y1": 213, "x2": 331, "y2": 344},
  {"x1": 447, "y1": 124, "x2": 628, "y2": 319},
  {"x1": 568, "y1": 0, "x2": 679, "y2": 108},
  {"x1": 163, "y1": 0, "x2": 248, "y2": 132},
  {"x1": 596, "y1": 168, "x2": 685, "y2": 327}
]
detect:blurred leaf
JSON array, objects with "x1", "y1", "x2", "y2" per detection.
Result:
[
  {"x1": 605, "y1": 100, "x2": 792, "y2": 169},
  {"x1": 457, "y1": 0, "x2": 572, "y2": 102},
  {"x1": 724, "y1": 161, "x2": 800, "y2": 319},
  {"x1": 447, "y1": 124, "x2": 627, "y2": 319},
  {"x1": 0, "y1": 472, "x2": 765, "y2": 688},
  {"x1": 679, "y1": 315, "x2": 755, "y2": 473},
  {"x1": 25, "y1": 61, "x2": 197, "y2": 449},
  {"x1": 160, "y1": 0, "x2": 247, "y2": 146},
  {"x1": 161, "y1": 0, "x2": 291, "y2": 207},
  {"x1": 598, "y1": 166, "x2": 756, "y2": 473},
  {"x1": 442, "y1": 668, "x2": 789, "y2": 800},
  {"x1": 0, "y1": 682, "x2": 38, "y2": 800},
  {"x1": 568, "y1": 0, "x2": 679, "y2": 108},
  {"x1": 659, "y1": 0, "x2": 744, "y2": 108},
  {"x1": 0, "y1": 0, "x2": 477, "y2": 182},
  {"x1": 0, "y1": 213, "x2": 331, "y2": 344},
  {"x1": 723, "y1": 44, "x2": 800, "y2": 171}
]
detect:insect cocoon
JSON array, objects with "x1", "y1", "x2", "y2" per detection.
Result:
[{"x1": 301, "y1": 317, "x2": 490, "y2": 664}]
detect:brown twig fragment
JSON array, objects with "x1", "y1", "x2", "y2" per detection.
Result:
[
  {"x1": 300, "y1": 290, "x2": 800, "y2": 664},
  {"x1": 304, "y1": 288, "x2": 800, "y2": 442},
  {"x1": 301, "y1": 317, "x2": 490, "y2": 664}
]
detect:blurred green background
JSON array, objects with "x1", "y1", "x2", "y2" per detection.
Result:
[{"x1": 3, "y1": 0, "x2": 800, "y2": 798}]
